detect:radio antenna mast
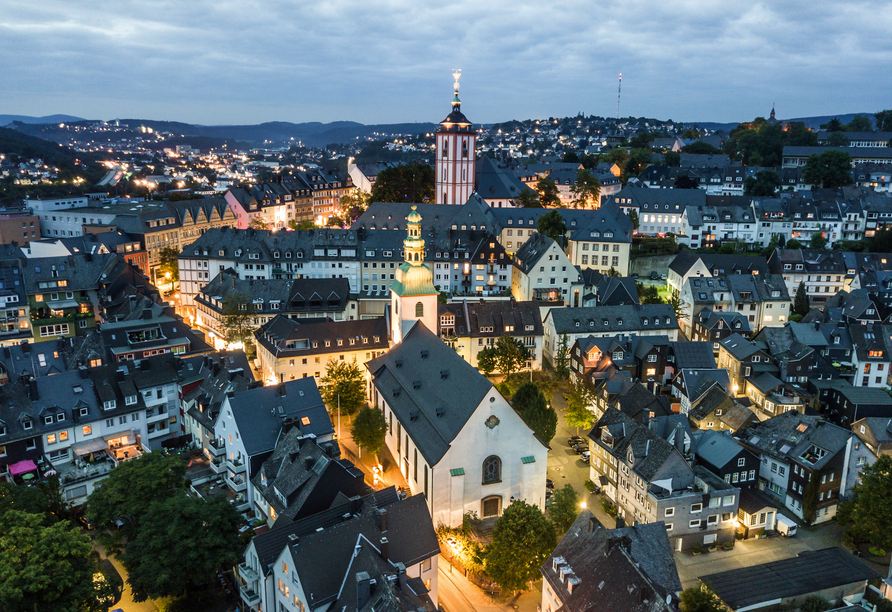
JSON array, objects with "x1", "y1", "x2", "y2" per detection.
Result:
[{"x1": 617, "y1": 73, "x2": 622, "y2": 120}]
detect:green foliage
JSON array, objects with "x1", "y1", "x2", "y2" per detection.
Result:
[
  {"x1": 326, "y1": 215, "x2": 346, "y2": 228},
  {"x1": 248, "y1": 217, "x2": 269, "y2": 230},
  {"x1": 875, "y1": 599, "x2": 892, "y2": 612},
  {"x1": 369, "y1": 163, "x2": 434, "y2": 203},
  {"x1": 548, "y1": 485, "x2": 580, "y2": 532},
  {"x1": 485, "y1": 501, "x2": 556, "y2": 592},
  {"x1": 723, "y1": 118, "x2": 817, "y2": 166},
  {"x1": 826, "y1": 132, "x2": 850, "y2": 147},
  {"x1": 289, "y1": 219, "x2": 316, "y2": 230},
  {"x1": 667, "y1": 294, "x2": 687, "y2": 324},
  {"x1": 516, "y1": 187, "x2": 541, "y2": 208},
  {"x1": 627, "y1": 208, "x2": 639, "y2": 230},
  {"x1": 495, "y1": 336, "x2": 531, "y2": 376},
  {"x1": 786, "y1": 238, "x2": 802, "y2": 249},
  {"x1": 809, "y1": 233, "x2": 828, "y2": 249},
  {"x1": 563, "y1": 379, "x2": 596, "y2": 431},
  {"x1": 679, "y1": 586, "x2": 725, "y2": 612},
  {"x1": 802, "y1": 150, "x2": 854, "y2": 188},
  {"x1": 86, "y1": 452, "x2": 186, "y2": 552},
  {"x1": 158, "y1": 247, "x2": 180, "y2": 282},
  {"x1": 340, "y1": 189, "x2": 371, "y2": 222},
  {"x1": 869, "y1": 546, "x2": 887, "y2": 557},
  {"x1": 599, "y1": 497, "x2": 618, "y2": 518},
  {"x1": 161, "y1": 591, "x2": 214, "y2": 612},
  {"x1": 561, "y1": 150, "x2": 580, "y2": 163},
  {"x1": 537, "y1": 209, "x2": 567, "y2": 246},
  {"x1": 624, "y1": 148, "x2": 652, "y2": 178},
  {"x1": 512, "y1": 382, "x2": 558, "y2": 444},
  {"x1": 0, "y1": 477, "x2": 69, "y2": 522},
  {"x1": 794, "y1": 281, "x2": 810, "y2": 316},
  {"x1": 0, "y1": 509, "x2": 110, "y2": 612},
  {"x1": 846, "y1": 114, "x2": 873, "y2": 132},
  {"x1": 584, "y1": 479, "x2": 597, "y2": 493},
  {"x1": 570, "y1": 169, "x2": 601, "y2": 209},
  {"x1": 351, "y1": 405, "x2": 388, "y2": 457},
  {"x1": 637, "y1": 283, "x2": 662, "y2": 304},
  {"x1": 477, "y1": 345, "x2": 497, "y2": 375},
  {"x1": 628, "y1": 132, "x2": 657, "y2": 149},
  {"x1": 799, "y1": 595, "x2": 830, "y2": 612},
  {"x1": 875, "y1": 110, "x2": 892, "y2": 133},
  {"x1": 682, "y1": 141, "x2": 723, "y2": 155},
  {"x1": 789, "y1": 314, "x2": 803, "y2": 323},
  {"x1": 744, "y1": 170, "x2": 781, "y2": 196},
  {"x1": 122, "y1": 495, "x2": 242, "y2": 601},
  {"x1": 220, "y1": 291, "x2": 257, "y2": 346},
  {"x1": 821, "y1": 118, "x2": 844, "y2": 132},
  {"x1": 319, "y1": 359, "x2": 367, "y2": 417},
  {"x1": 537, "y1": 178, "x2": 561, "y2": 208},
  {"x1": 437, "y1": 516, "x2": 485, "y2": 575},
  {"x1": 837, "y1": 455, "x2": 892, "y2": 550},
  {"x1": 555, "y1": 333, "x2": 570, "y2": 380},
  {"x1": 664, "y1": 151, "x2": 681, "y2": 167}
]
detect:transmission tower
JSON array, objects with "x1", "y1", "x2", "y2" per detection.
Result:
[{"x1": 617, "y1": 73, "x2": 622, "y2": 120}]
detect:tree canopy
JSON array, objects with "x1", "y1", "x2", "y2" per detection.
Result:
[
  {"x1": 220, "y1": 291, "x2": 258, "y2": 347},
  {"x1": 570, "y1": 169, "x2": 601, "y2": 209},
  {"x1": 485, "y1": 500, "x2": 556, "y2": 592},
  {"x1": 548, "y1": 485, "x2": 580, "y2": 532},
  {"x1": 744, "y1": 170, "x2": 781, "y2": 196},
  {"x1": 563, "y1": 379, "x2": 596, "y2": 433},
  {"x1": 793, "y1": 281, "x2": 810, "y2": 316},
  {"x1": 319, "y1": 358, "x2": 367, "y2": 417},
  {"x1": 802, "y1": 150, "x2": 854, "y2": 188},
  {"x1": 340, "y1": 189, "x2": 371, "y2": 222},
  {"x1": 664, "y1": 151, "x2": 681, "y2": 167},
  {"x1": 121, "y1": 495, "x2": 242, "y2": 602},
  {"x1": 158, "y1": 247, "x2": 180, "y2": 282},
  {"x1": 516, "y1": 187, "x2": 541, "y2": 208},
  {"x1": 351, "y1": 405, "x2": 388, "y2": 457},
  {"x1": 875, "y1": 110, "x2": 892, "y2": 132},
  {"x1": 369, "y1": 163, "x2": 434, "y2": 203},
  {"x1": 537, "y1": 178, "x2": 561, "y2": 208},
  {"x1": 679, "y1": 586, "x2": 725, "y2": 612},
  {"x1": 483, "y1": 336, "x2": 532, "y2": 376},
  {"x1": 512, "y1": 382, "x2": 558, "y2": 444},
  {"x1": 723, "y1": 118, "x2": 817, "y2": 166},
  {"x1": 837, "y1": 454, "x2": 892, "y2": 550},
  {"x1": 537, "y1": 209, "x2": 567, "y2": 246},
  {"x1": 0, "y1": 509, "x2": 111, "y2": 612}
]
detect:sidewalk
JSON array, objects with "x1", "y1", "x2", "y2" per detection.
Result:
[{"x1": 438, "y1": 554, "x2": 542, "y2": 612}]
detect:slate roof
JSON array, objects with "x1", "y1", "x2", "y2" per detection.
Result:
[
  {"x1": 611, "y1": 185, "x2": 706, "y2": 214},
  {"x1": 512, "y1": 232, "x2": 561, "y2": 275},
  {"x1": 701, "y1": 548, "x2": 880, "y2": 611},
  {"x1": 697, "y1": 310, "x2": 751, "y2": 334},
  {"x1": 540, "y1": 511, "x2": 680, "y2": 612},
  {"x1": 737, "y1": 487, "x2": 779, "y2": 515},
  {"x1": 568, "y1": 202, "x2": 634, "y2": 244},
  {"x1": 438, "y1": 299, "x2": 543, "y2": 338},
  {"x1": 738, "y1": 410, "x2": 852, "y2": 471},
  {"x1": 20, "y1": 252, "x2": 120, "y2": 294},
  {"x1": 695, "y1": 430, "x2": 748, "y2": 469},
  {"x1": 0, "y1": 341, "x2": 67, "y2": 379},
  {"x1": 547, "y1": 304, "x2": 678, "y2": 335},
  {"x1": 719, "y1": 333, "x2": 761, "y2": 360},
  {"x1": 475, "y1": 156, "x2": 534, "y2": 201},
  {"x1": 671, "y1": 341, "x2": 716, "y2": 369},
  {"x1": 668, "y1": 250, "x2": 770, "y2": 277},
  {"x1": 255, "y1": 315, "x2": 390, "y2": 359},
  {"x1": 595, "y1": 276, "x2": 639, "y2": 306},
  {"x1": 198, "y1": 272, "x2": 350, "y2": 316},
  {"x1": 590, "y1": 408, "x2": 685, "y2": 482},
  {"x1": 689, "y1": 386, "x2": 756, "y2": 431},
  {"x1": 223, "y1": 377, "x2": 333, "y2": 456}
]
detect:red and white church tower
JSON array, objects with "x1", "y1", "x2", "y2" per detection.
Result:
[{"x1": 435, "y1": 70, "x2": 476, "y2": 205}]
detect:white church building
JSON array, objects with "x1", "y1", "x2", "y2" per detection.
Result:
[{"x1": 370, "y1": 209, "x2": 548, "y2": 527}]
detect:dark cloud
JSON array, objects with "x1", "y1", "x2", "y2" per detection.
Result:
[{"x1": 1, "y1": 0, "x2": 890, "y2": 125}]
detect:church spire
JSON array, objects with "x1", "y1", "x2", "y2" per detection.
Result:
[{"x1": 452, "y1": 69, "x2": 462, "y2": 111}]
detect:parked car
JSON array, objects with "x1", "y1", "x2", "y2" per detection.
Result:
[
  {"x1": 580, "y1": 451, "x2": 591, "y2": 464},
  {"x1": 650, "y1": 271, "x2": 659, "y2": 280},
  {"x1": 568, "y1": 436, "x2": 586, "y2": 447},
  {"x1": 76, "y1": 513, "x2": 95, "y2": 530},
  {"x1": 660, "y1": 273, "x2": 667, "y2": 280},
  {"x1": 631, "y1": 273, "x2": 639, "y2": 279},
  {"x1": 776, "y1": 514, "x2": 798, "y2": 537},
  {"x1": 546, "y1": 478, "x2": 555, "y2": 490},
  {"x1": 572, "y1": 443, "x2": 588, "y2": 455}
]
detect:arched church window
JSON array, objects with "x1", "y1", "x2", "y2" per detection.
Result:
[
  {"x1": 462, "y1": 139, "x2": 468, "y2": 158},
  {"x1": 415, "y1": 301, "x2": 424, "y2": 317},
  {"x1": 482, "y1": 456, "x2": 501, "y2": 484},
  {"x1": 442, "y1": 140, "x2": 448, "y2": 158}
]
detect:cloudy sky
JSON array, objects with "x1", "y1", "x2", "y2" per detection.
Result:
[{"x1": 2, "y1": 0, "x2": 891, "y2": 126}]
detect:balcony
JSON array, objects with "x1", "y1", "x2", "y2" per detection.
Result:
[
  {"x1": 226, "y1": 458, "x2": 247, "y2": 474},
  {"x1": 209, "y1": 455, "x2": 226, "y2": 473},
  {"x1": 239, "y1": 586, "x2": 260, "y2": 606},
  {"x1": 206, "y1": 438, "x2": 226, "y2": 457},
  {"x1": 238, "y1": 562, "x2": 259, "y2": 584},
  {"x1": 225, "y1": 472, "x2": 247, "y2": 492}
]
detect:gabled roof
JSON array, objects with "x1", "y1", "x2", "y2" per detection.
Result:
[
  {"x1": 695, "y1": 430, "x2": 749, "y2": 469},
  {"x1": 547, "y1": 304, "x2": 678, "y2": 335}
]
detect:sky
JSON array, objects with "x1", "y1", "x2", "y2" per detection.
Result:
[{"x1": 1, "y1": 0, "x2": 891, "y2": 127}]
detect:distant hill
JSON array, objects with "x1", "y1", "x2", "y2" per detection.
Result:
[
  {"x1": 0, "y1": 114, "x2": 85, "y2": 127},
  {"x1": 0, "y1": 126, "x2": 105, "y2": 184},
  {"x1": 692, "y1": 113, "x2": 876, "y2": 133}
]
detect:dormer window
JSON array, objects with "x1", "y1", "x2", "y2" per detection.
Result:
[
  {"x1": 44, "y1": 415, "x2": 54, "y2": 425},
  {"x1": 22, "y1": 419, "x2": 32, "y2": 430},
  {"x1": 103, "y1": 400, "x2": 116, "y2": 410},
  {"x1": 125, "y1": 395, "x2": 137, "y2": 406}
]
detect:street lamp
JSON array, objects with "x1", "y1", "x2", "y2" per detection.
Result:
[{"x1": 580, "y1": 502, "x2": 587, "y2": 509}]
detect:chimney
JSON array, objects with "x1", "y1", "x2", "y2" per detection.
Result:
[
  {"x1": 379, "y1": 536, "x2": 389, "y2": 561},
  {"x1": 395, "y1": 562, "x2": 407, "y2": 592},
  {"x1": 278, "y1": 383, "x2": 287, "y2": 397},
  {"x1": 356, "y1": 572, "x2": 371, "y2": 610},
  {"x1": 28, "y1": 379, "x2": 39, "y2": 401},
  {"x1": 378, "y1": 508, "x2": 388, "y2": 533},
  {"x1": 814, "y1": 321, "x2": 820, "y2": 330},
  {"x1": 305, "y1": 458, "x2": 314, "y2": 471},
  {"x1": 588, "y1": 516, "x2": 600, "y2": 533}
]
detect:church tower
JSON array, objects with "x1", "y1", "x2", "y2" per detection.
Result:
[
  {"x1": 390, "y1": 206, "x2": 438, "y2": 343},
  {"x1": 436, "y1": 70, "x2": 476, "y2": 205}
]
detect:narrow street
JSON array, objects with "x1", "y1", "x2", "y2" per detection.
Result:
[{"x1": 93, "y1": 541, "x2": 159, "y2": 612}]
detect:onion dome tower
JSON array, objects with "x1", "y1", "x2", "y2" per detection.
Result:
[{"x1": 390, "y1": 206, "x2": 438, "y2": 342}]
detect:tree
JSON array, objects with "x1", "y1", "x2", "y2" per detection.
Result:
[
  {"x1": 86, "y1": 452, "x2": 186, "y2": 551},
  {"x1": 624, "y1": 148, "x2": 652, "y2": 178},
  {"x1": 0, "y1": 477, "x2": 68, "y2": 522},
  {"x1": 821, "y1": 117, "x2": 844, "y2": 132},
  {"x1": 836, "y1": 455, "x2": 892, "y2": 550},
  {"x1": 826, "y1": 132, "x2": 850, "y2": 147},
  {"x1": 516, "y1": 187, "x2": 541, "y2": 208},
  {"x1": 537, "y1": 209, "x2": 567, "y2": 246},
  {"x1": 627, "y1": 208, "x2": 639, "y2": 231},
  {"x1": 477, "y1": 345, "x2": 497, "y2": 375},
  {"x1": 554, "y1": 334, "x2": 570, "y2": 379},
  {"x1": 667, "y1": 294, "x2": 687, "y2": 325},
  {"x1": 0, "y1": 510, "x2": 111, "y2": 612},
  {"x1": 846, "y1": 114, "x2": 873, "y2": 132},
  {"x1": 289, "y1": 219, "x2": 316, "y2": 230},
  {"x1": 548, "y1": 485, "x2": 580, "y2": 532},
  {"x1": 248, "y1": 217, "x2": 269, "y2": 230},
  {"x1": 319, "y1": 359, "x2": 366, "y2": 417},
  {"x1": 563, "y1": 379, "x2": 596, "y2": 433},
  {"x1": 494, "y1": 336, "x2": 531, "y2": 377},
  {"x1": 351, "y1": 405, "x2": 388, "y2": 458},
  {"x1": 664, "y1": 151, "x2": 681, "y2": 167},
  {"x1": 537, "y1": 178, "x2": 561, "y2": 208},
  {"x1": 793, "y1": 281, "x2": 810, "y2": 316},
  {"x1": 121, "y1": 496, "x2": 242, "y2": 602},
  {"x1": 369, "y1": 163, "x2": 435, "y2": 203},
  {"x1": 637, "y1": 283, "x2": 661, "y2": 304},
  {"x1": 158, "y1": 247, "x2": 180, "y2": 282},
  {"x1": 485, "y1": 500, "x2": 556, "y2": 592},
  {"x1": 809, "y1": 232, "x2": 828, "y2": 249},
  {"x1": 220, "y1": 292, "x2": 257, "y2": 347},
  {"x1": 802, "y1": 150, "x2": 854, "y2": 188},
  {"x1": 561, "y1": 150, "x2": 580, "y2": 163},
  {"x1": 512, "y1": 382, "x2": 558, "y2": 444},
  {"x1": 787, "y1": 238, "x2": 802, "y2": 249},
  {"x1": 799, "y1": 595, "x2": 831, "y2": 612},
  {"x1": 682, "y1": 141, "x2": 722, "y2": 155},
  {"x1": 340, "y1": 189, "x2": 371, "y2": 222},
  {"x1": 570, "y1": 169, "x2": 601, "y2": 209},
  {"x1": 679, "y1": 586, "x2": 725, "y2": 612},
  {"x1": 875, "y1": 110, "x2": 892, "y2": 132},
  {"x1": 744, "y1": 170, "x2": 781, "y2": 196}
]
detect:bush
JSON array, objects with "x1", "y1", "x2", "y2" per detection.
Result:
[
  {"x1": 869, "y1": 546, "x2": 887, "y2": 557},
  {"x1": 692, "y1": 541, "x2": 702, "y2": 554},
  {"x1": 584, "y1": 480, "x2": 597, "y2": 493},
  {"x1": 722, "y1": 541, "x2": 734, "y2": 550},
  {"x1": 163, "y1": 591, "x2": 214, "y2": 612},
  {"x1": 599, "y1": 498, "x2": 618, "y2": 518}
]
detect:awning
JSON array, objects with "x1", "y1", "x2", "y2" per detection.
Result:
[
  {"x1": 104, "y1": 430, "x2": 135, "y2": 445},
  {"x1": 46, "y1": 300, "x2": 79, "y2": 310},
  {"x1": 9, "y1": 459, "x2": 37, "y2": 476},
  {"x1": 72, "y1": 438, "x2": 109, "y2": 456}
]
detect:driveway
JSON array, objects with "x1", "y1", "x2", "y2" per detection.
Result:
[{"x1": 673, "y1": 521, "x2": 846, "y2": 590}]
